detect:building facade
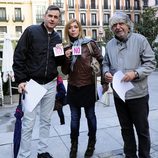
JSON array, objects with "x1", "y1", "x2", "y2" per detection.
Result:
[
  {"x1": 148, "y1": 0, "x2": 158, "y2": 16},
  {"x1": 0, "y1": 0, "x2": 33, "y2": 40},
  {"x1": 0, "y1": 0, "x2": 148, "y2": 41},
  {"x1": 148, "y1": 0, "x2": 158, "y2": 6}
]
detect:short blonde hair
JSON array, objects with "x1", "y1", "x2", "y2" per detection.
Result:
[{"x1": 64, "y1": 19, "x2": 84, "y2": 44}]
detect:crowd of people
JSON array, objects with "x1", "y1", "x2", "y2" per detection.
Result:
[{"x1": 13, "y1": 4, "x2": 156, "y2": 158}]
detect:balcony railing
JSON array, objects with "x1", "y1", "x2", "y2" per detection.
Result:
[
  {"x1": 12, "y1": 15, "x2": 25, "y2": 22},
  {"x1": 80, "y1": 4, "x2": 86, "y2": 9},
  {"x1": 81, "y1": 22, "x2": 86, "y2": 25},
  {"x1": 58, "y1": 20, "x2": 65, "y2": 26},
  {"x1": 90, "y1": 5, "x2": 98, "y2": 9},
  {"x1": 134, "y1": 6, "x2": 141, "y2": 10},
  {"x1": 0, "y1": 15, "x2": 9, "y2": 22},
  {"x1": 125, "y1": 6, "x2": 132, "y2": 10},
  {"x1": 36, "y1": 18, "x2": 43, "y2": 24},
  {"x1": 91, "y1": 22, "x2": 97, "y2": 25},
  {"x1": 103, "y1": 21, "x2": 109, "y2": 25},
  {"x1": 53, "y1": 2, "x2": 64, "y2": 8}
]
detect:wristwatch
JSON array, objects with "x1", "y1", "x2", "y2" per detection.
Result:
[{"x1": 134, "y1": 70, "x2": 139, "y2": 79}]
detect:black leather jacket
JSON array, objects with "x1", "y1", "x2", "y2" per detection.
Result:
[{"x1": 13, "y1": 22, "x2": 64, "y2": 84}]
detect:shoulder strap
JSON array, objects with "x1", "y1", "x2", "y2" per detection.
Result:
[
  {"x1": 87, "y1": 43, "x2": 98, "y2": 100},
  {"x1": 87, "y1": 42, "x2": 94, "y2": 55}
]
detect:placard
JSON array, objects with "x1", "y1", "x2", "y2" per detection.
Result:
[
  {"x1": 53, "y1": 44, "x2": 64, "y2": 56},
  {"x1": 72, "y1": 46, "x2": 81, "y2": 55}
]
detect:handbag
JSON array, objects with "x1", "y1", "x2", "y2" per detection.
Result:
[
  {"x1": 87, "y1": 42, "x2": 101, "y2": 100},
  {"x1": 87, "y1": 42, "x2": 101, "y2": 76}
]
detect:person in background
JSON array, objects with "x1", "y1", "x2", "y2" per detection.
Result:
[
  {"x1": 62, "y1": 19, "x2": 103, "y2": 158},
  {"x1": 13, "y1": 5, "x2": 64, "y2": 158},
  {"x1": 102, "y1": 12, "x2": 156, "y2": 158},
  {"x1": 54, "y1": 75, "x2": 66, "y2": 125}
]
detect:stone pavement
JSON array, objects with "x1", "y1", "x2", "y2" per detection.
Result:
[{"x1": 0, "y1": 71, "x2": 158, "y2": 158}]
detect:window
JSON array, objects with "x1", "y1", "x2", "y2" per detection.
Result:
[
  {"x1": 14, "y1": 8, "x2": 22, "y2": 21},
  {"x1": 53, "y1": 0, "x2": 63, "y2": 8},
  {"x1": 58, "y1": 13, "x2": 64, "y2": 25},
  {"x1": 0, "y1": 7, "x2": 7, "y2": 21},
  {"x1": 0, "y1": 26, "x2": 7, "y2": 33},
  {"x1": 80, "y1": 0, "x2": 85, "y2": 8},
  {"x1": 127, "y1": 14, "x2": 131, "y2": 20},
  {"x1": 116, "y1": 0, "x2": 120, "y2": 9},
  {"x1": 80, "y1": 13, "x2": 86, "y2": 25},
  {"x1": 156, "y1": 0, "x2": 158, "y2": 5},
  {"x1": 103, "y1": 14, "x2": 109, "y2": 25},
  {"x1": 91, "y1": 0, "x2": 96, "y2": 9},
  {"x1": 57, "y1": 30, "x2": 62, "y2": 38},
  {"x1": 134, "y1": 14, "x2": 140, "y2": 23},
  {"x1": 15, "y1": 26, "x2": 22, "y2": 33},
  {"x1": 92, "y1": 29, "x2": 97, "y2": 40},
  {"x1": 104, "y1": 0, "x2": 108, "y2": 9},
  {"x1": 125, "y1": 0, "x2": 130, "y2": 9},
  {"x1": 143, "y1": 0, "x2": 148, "y2": 6},
  {"x1": 134, "y1": 0, "x2": 140, "y2": 10},
  {"x1": 68, "y1": 0, "x2": 74, "y2": 8},
  {"x1": 83, "y1": 29, "x2": 86, "y2": 36},
  {"x1": 91, "y1": 13, "x2": 97, "y2": 25},
  {"x1": 36, "y1": 6, "x2": 45, "y2": 24},
  {"x1": 69, "y1": 13, "x2": 75, "y2": 20}
]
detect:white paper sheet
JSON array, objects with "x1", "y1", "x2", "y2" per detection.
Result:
[
  {"x1": 112, "y1": 71, "x2": 134, "y2": 102},
  {"x1": 97, "y1": 84, "x2": 103, "y2": 99},
  {"x1": 22, "y1": 79, "x2": 47, "y2": 112}
]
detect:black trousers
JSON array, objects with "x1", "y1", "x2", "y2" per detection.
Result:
[{"x1": 114, "y1": 95, "x2": 150, "y2": 158}]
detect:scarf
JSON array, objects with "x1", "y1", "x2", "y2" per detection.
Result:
[{"x1": 70, "y1": 38, "x2": 94, "y2": 71}]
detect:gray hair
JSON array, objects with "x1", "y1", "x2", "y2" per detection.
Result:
[{"x1": 109, "y1": 12, "x2": 132, "y2": 31}]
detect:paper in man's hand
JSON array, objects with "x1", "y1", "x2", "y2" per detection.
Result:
[
  {"x1": 112, "y1": 71, "x2": 134, "y2": 102},
  {"x1": 22, "y1": 79, "x2": 47, "y2": 112}
]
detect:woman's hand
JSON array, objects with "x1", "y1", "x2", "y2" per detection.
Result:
[{"x1": 65, "y1": 49, "x2": 72, "y2": 58}]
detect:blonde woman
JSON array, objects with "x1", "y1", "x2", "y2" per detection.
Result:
[{"x1": 62, "y1": 19, "x2": 104, "y2": 158}]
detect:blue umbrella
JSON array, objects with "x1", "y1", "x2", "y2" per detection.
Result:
[{"x1": 13, "y1": 93, "x2": 24, "y2": 158}]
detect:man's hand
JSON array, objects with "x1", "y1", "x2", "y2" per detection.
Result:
[
  {"x1": 121, "y1": 71, "x2": 135, "y2": 82},
  {"x1": 104, "y1": 72, "x2": 113, "y2": 83},
  {"x1": 18, "y1": 82, "x2": 27, "y2": 93}
]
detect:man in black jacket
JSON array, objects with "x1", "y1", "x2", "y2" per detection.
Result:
[{"x1": 13, "y1": 5, "x2": 64, "y2": 158}]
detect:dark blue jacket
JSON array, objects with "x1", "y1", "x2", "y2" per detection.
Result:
[{"x1": 13, "y1": 22, "x2": 64, "y2": 84}]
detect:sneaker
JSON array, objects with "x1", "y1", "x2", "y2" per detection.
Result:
[{"x1": 37, "y1": 152, "x2": 53, "y2": 158}]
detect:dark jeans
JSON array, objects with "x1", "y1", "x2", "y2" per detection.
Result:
[
  {"x1": 69, "y1": 104, "x2": 97, "y2": 140},
  {"x1": 114, "y1": 95, "x2": 150, "y2": 158}
]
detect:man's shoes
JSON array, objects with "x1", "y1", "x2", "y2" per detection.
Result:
[{"x1": 37, "y1": 152, "x2": 53, "y2": 158}]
